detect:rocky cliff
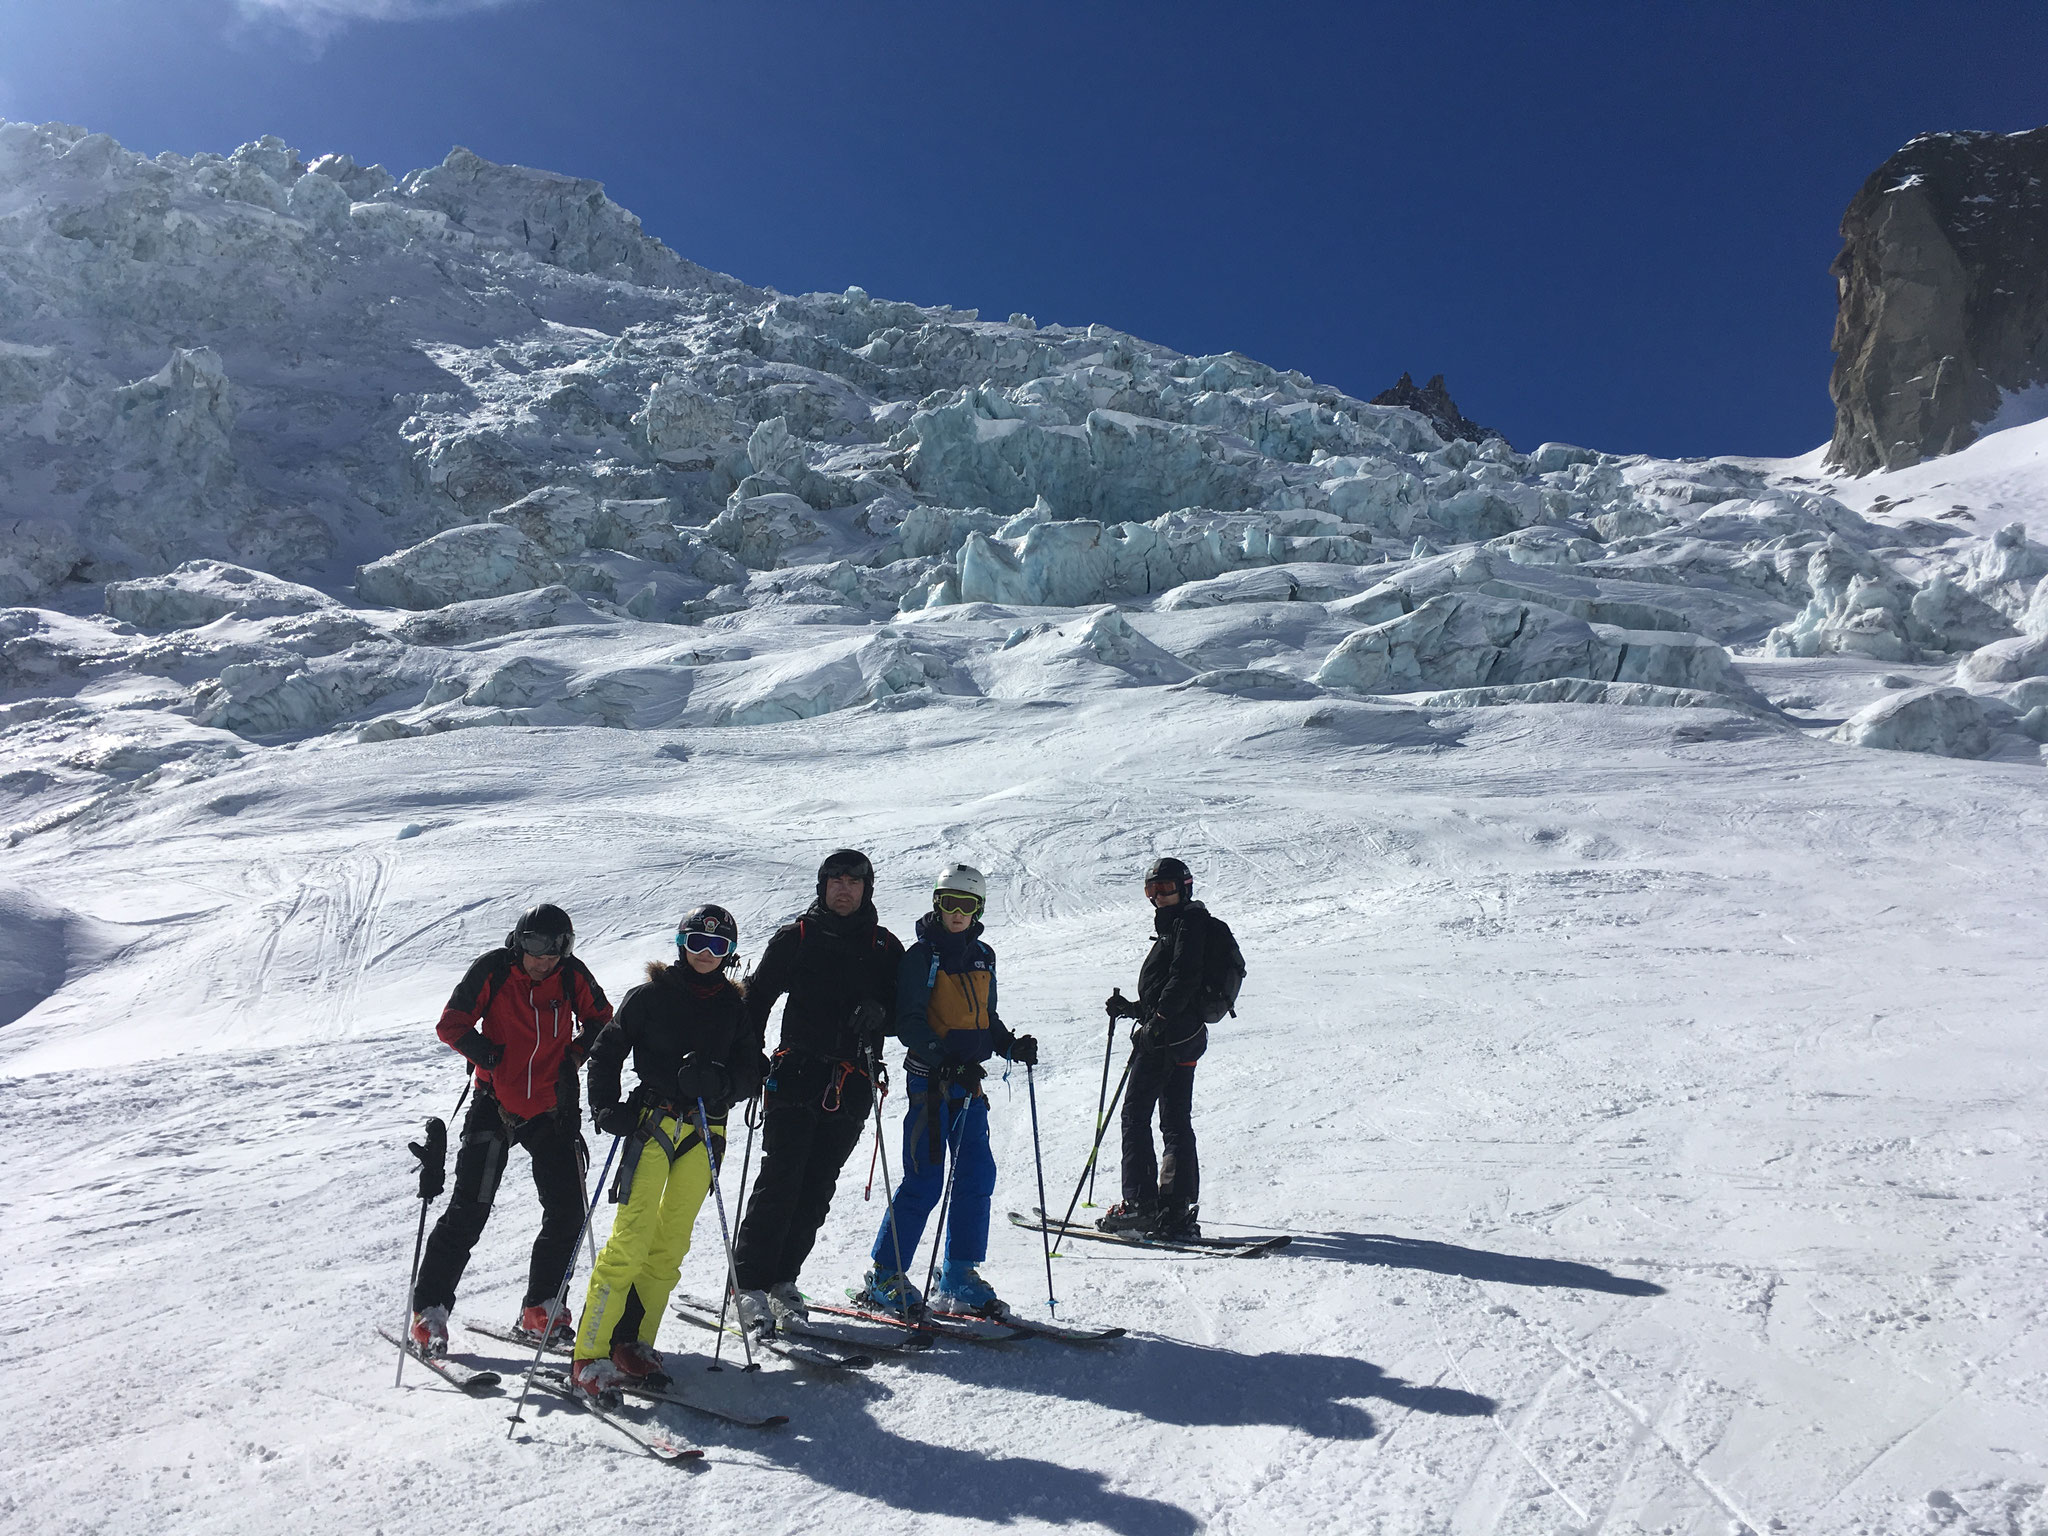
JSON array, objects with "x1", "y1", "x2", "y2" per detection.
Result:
[
  {"x1": 1368, "y1": 372, "x2": 1504, "y2": 446},
  {"x1": 1828, "y1": 128, "x2": 2048, "y2": 474}
]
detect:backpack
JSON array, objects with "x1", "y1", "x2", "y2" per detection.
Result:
[{"x1": 1198, "y1": 911, "x2": 1247, "y2": 1023}]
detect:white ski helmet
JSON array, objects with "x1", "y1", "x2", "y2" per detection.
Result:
[{"x1": 933, "y1": 862, "x2": 986, "y2": 904}]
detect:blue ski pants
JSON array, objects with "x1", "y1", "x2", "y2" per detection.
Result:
[{"x1": 871, "y1": 1080, "x2": 995, "y2": 1272}]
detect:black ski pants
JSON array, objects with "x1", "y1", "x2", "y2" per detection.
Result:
[
  {"x1": 732, "y1": 1073, "x2": 872, "y2": 1292},
  {"x1": 1120, "y1": 1041, "x2": 1201, "y2": 1209},
  {"x1": 414, "y1": 1089, "x2": 586, "y2": 1313}
]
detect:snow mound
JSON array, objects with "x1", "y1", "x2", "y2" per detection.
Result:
[
  {"x1": 1412, "y1": 678, "x2": 1771, "y2": 712},
  {"x1": 103, "y1": 561, "x2": 336, "y2": 631},
  {"x1": 1313, "y1": 592, "x2": 1751, "y2": 699},
  {"x1": 357, "y1": 525, "x2": 563, "y2": 609},
  {"x1": 1831, "y1": 685, "x2": 2005, "y2": 757}
]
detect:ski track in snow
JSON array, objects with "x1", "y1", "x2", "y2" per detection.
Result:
[{"x1": 1, "y1": 694, "x2": 2045, "y2": 1535}]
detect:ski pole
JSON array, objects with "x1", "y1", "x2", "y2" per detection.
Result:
[
  {"x1": 1025, "y1": 1064, "x2": 1058, "y2": 1317},
  {"x1": 1052, "y1": 1046, "x2": 1135, "y2": 1256},
  {"x1": 395, "y1": 1115, "x2": 449, "y2": 1386},
  {"x1": 694, "y1": 1099, "x2": 757, "y2": 1372},
  {"x1": 920, "y1": 1080, "x2": 975, "y2": 1307},
  {"x1": 1084, "y1": 1000, "x2": 1121, "y2": 1207},
  {"x1": 576, "y1": 1135, "x2": 598, "y2": 1270},
  {"x1": 505, "y1": 1132, "x2": 623, "y2": 1437},
  {"x1": 711, "y1": 1090, "x2": 761, "y2": 1365},
  {"x1": 866, "y1": 1041, "x2": 915, "y2": 1322}
]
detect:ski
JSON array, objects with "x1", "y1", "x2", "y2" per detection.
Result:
[
  {"x1": 461, "y1": 1324, "x2": 788, "y2": 1427},
  {"x1": 668, "y1": 1296, "x2": 874, "y2": 1371},
  {"x1": 378, "y1": 1326, "x2": 502, "y2": 1393},
  {"x1": 927, "y1": 1308, "x2": 1125, "y2": 1343},
  {"x1": 1011, "y1": 1208, "x2": 1292, "y2": 1258},
  {"x1": 672, "y1": 1293, "x2": 926, "y2": 1356},
  {"x1": 821, "y1": 1297, "x2": 1026, "y2": 1344},
  {"x1": 523, "y1": 1367, "x2": 703, "y2": 1462}
]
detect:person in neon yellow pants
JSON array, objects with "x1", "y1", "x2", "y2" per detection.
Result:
[{"x1": 569, "y1": 905, "x2": 759, "y2": 1399}]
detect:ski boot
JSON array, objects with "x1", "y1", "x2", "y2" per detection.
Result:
[
  {"x1": 767, "y1": 1280, "x2": 809, "y2": 1330},
  {"x1": 856, "y1": 1265, "x2": 924, "y2": 1318},
  {"x1": 932, "y1": 1262, "x2": 1006, "y2": 1319},
  {"x1": 610, "y1": 1339, "x2": 671, "y2": 1389},
  {"x1": 408, "y1": 1305, "x2": 450, "y2": 1357},
  {"x1": 569, "y1": 1355, "x2": 625, "y2": 1404},
  {"x1": 1151, "y1": 1201, "x2": 1201, "y2": 1241},
  {"x1": 733, "y1": 1288, "x2": 775, "y2": 1338},
  {"x1": 1096, "y1": 1199, "x2": 1157, "y2": 1234},
  {"x1": 518, "y1": 1298, "x2": 576, "y2": 1346}
]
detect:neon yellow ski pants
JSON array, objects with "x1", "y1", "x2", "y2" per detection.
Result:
[{"x1": 573, "y1": 1112, "x2": 718, "y2": 1362}]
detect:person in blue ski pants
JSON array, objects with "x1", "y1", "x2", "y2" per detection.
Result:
[{"x1": 861, "y1": 862, "x2": 1037, "y2": 1318}]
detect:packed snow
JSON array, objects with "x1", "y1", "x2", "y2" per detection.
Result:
[{"x1": 2, "y1": 119, "x2": 2045, "y2": 1535}]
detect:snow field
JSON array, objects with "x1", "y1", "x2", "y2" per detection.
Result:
[{"x1": 3, "y1": 691, "x2": 2044, "y2": 1534}]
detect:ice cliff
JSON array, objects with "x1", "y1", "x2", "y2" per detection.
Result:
[{"x1": 2, "y1": 117, "x2": 2045, "y2": 833}]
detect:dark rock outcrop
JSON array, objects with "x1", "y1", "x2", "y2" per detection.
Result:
[
  {"x1": 1369, "y1": 373, "x2": 1505, "y2": 447},
  {"x1": 1828, "y1": 128, "x2": 2048, "y2": 474}
]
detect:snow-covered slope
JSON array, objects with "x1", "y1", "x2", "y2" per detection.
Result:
[{"x1": 2, "y1": 121, "x2": 2046, "y2": 1536}]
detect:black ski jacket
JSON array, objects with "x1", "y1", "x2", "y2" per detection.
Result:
[
  {"x1": 1137, "y1": 901, "x2": 1214, "y2": 1055},
  {"x1": 586, "y1": 962, "x2": 754, "y2": 1119},
  {"x1": 744, "y1": 900, "x2": 905, "y2": 1066}
]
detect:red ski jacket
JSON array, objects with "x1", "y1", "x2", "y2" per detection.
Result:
[{"x1": 437, "y1": 948, "x2": 613, "y2": 1121}]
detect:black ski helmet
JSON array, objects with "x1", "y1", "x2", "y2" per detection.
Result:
[
  {"x1": 816, "y1": 848, "x2": 874, "y2": 902},
  {"x1": 1144, "y1": 857, "x2": 1192, "y2": 897},
  {"x1": 677, "y1": 904, "x2": 741, "y2": 970},
  {"x1": 507, "y1": 902, "x2": 574, "y2": 956}
]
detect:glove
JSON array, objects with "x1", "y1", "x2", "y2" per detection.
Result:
[
  {"x1": 593, "y1": 1102, "x2": 638, "y2": 1137},
  {"x1": 728, "y1": 1050, "x2": 770, "y2": 1102},
  {"x1": 851, "y1": 1000, "x2": 888, "y2": 1035},
  {"x1": 1008, "y1": 1034, "x2": 1039, "y2": 1067},
  {"x1": 673, "y1": 1059, "x2": 732, "y2": 1107},
  {"x1": 1131, "y1": 1015, "x2": 1164, "y2": 1052},
  {"x1": 453, "y1": 1030, "x2": 504, "y2": 1070}
]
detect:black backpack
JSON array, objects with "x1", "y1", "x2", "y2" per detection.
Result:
[{"x1": 1198, "y1": 910, "x2": 1246, "y2": 1023}]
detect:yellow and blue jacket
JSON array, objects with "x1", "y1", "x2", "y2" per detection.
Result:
[{"x1": 895, "y1": 913, "x2": 1016, "y2": 1077}]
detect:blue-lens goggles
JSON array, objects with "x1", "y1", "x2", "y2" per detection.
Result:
[{"x1": 680, "y1": 931, "x2": 734, "y2": 958}]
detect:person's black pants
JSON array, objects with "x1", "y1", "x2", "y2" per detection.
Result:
[
  {"x1": 732, "y1": 1067, "x2": 871, "y2": 1292},
  {"x1": 1121, "y1": 1038, "x2": 1201, "y2": 1209},
  {"x1": 414, "y1": 1089, "x2": 586, "y2": 1312}
]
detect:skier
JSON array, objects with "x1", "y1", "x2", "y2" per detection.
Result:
[
  {"x1": 729, "y1": 849, "x2": 904, "y2": 1335},
  {"x1": 409, "y1": 904, "x2": 612, "y2": 1355},
  {"x1": 567, "y1": 905, "x2": 758, "y2": 1400},
  {"x1": 1099, "y1": 857, "x2": 1211, "y2": 1240},
  {"x1": 859, "y1": 863, "x2": 1038, "y2": 1317}
]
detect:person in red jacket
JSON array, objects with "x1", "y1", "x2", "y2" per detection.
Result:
[{"x1": 408, "y1": 904, "x2": 612, "y2": 1355}]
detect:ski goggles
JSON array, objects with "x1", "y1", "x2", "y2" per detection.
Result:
[
  {"x1": 820, "y1": 853, "x2": 872, "y2": 882},
  {"x1": 933, "y1": 891, "x2": 983, "y2": 917},
  {"x1": 515, "y1": 930, "x2": 572, "y2": 957},
  {"x1": 679, "y1": 931, "x2": 735, "y2": 959},
  {"x1": 1142, "y1": 877, "x2": 1181, "y2": 896}
]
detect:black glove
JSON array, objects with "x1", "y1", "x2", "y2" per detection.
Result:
[
  {"x1": 593, "y1": 1102, "x2": 638, "y2": 1137},
  {"x1": 1008, "y1": 1034, "x2": 1039, "y2": 1066},
  {"x1": 728, "y1": 1050, "x2": 770, "y2": 1102},
  {"x1": 1131, "y1": 1015, "x2": 1164, "y2": 1052},
  {"x1": 408, "y1": 1117, "x2": 447, "y2": 1201},
  {"x1": 453, "y1": 1030, "x2": 504, "y2": 1070},
  {"x1": 851, "y1": 1000, "x2": 888, "y2": 1035},
  {"x1": 673, "y1": 1059, "x2": 732, "y2": 1107},
  {"x1": 1105, "y1": 990, "x2": 1133, "y2": 1021}
]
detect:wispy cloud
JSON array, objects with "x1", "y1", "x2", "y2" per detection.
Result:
[{"x1": 233, "y1": 0, "x2": 530, "y2": 43}]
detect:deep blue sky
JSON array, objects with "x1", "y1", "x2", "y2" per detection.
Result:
[{"x1": 5, "y1": 1, "x2": 2046, "y2": 457}]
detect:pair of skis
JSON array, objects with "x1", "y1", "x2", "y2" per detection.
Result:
[
  {"x1": 1010, "y1": 1207, "x2": 1293, "y2": 1259},
  {"x1": 462, "y1": 1320, "x2": 789, "y2": 1427},
  {"x1": 381, "y1": 1325, "x2": 703, "y2": 1464}
]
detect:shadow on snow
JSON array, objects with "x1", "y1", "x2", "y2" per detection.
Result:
[{"x1": 1281, "y1": 1229, "x2": 1666, "y2": 1296}]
